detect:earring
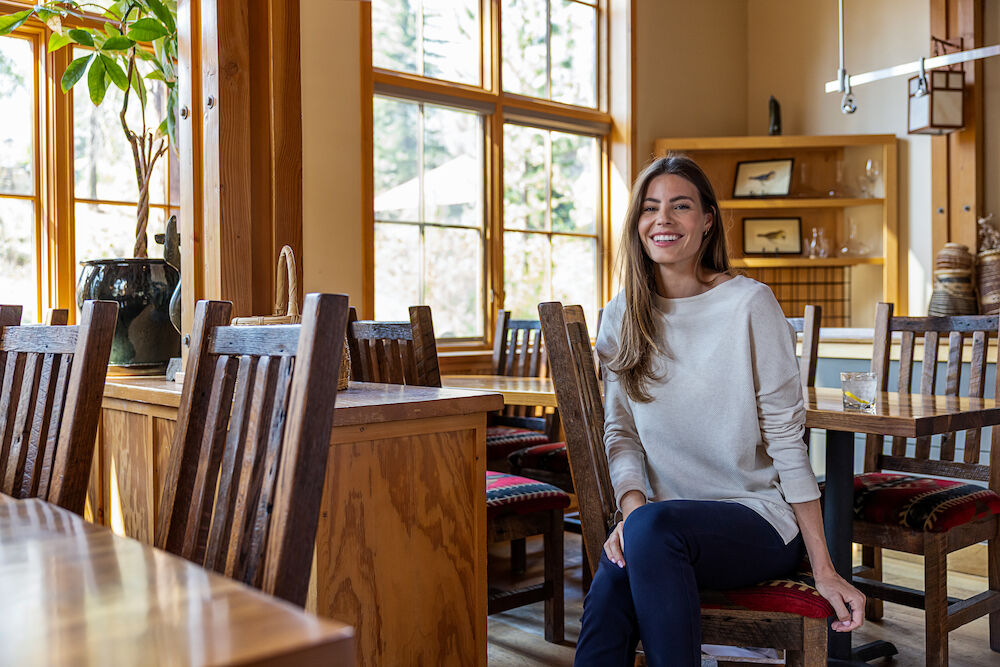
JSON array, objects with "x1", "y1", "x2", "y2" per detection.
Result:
[{"x1": 703, "y1": 229, "x2": 710, "y2": 238}]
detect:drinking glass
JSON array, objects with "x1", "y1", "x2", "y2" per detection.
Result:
[{"x1": 840, "y1": 371, "x2": 877, "y2": 413}]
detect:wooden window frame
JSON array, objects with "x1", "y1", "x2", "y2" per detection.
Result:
[{"x1": 366, "y1": 0, "x2": 613, "y2": 351}]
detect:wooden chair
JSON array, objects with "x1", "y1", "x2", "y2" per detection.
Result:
[
  {"x1": 346, "y1": 305, "x2": 440, "y2": 386},
  {"x1": 852, "y1": 302, "x2": 1000, "y2": 665},
  {"x1": 348, "y1": 305, "x2": 567, "y2": 642},
  {"x1": 0, "y1": 300, "x2": 118, "y2": 514},
  {"x1": 45, "y1": 308, "x2": 69, "y2": 325},
  {"x1": 787, "y1": 304, "x2": 822, "y2": 445},
  {"x1": 539, "y1": 301, "x2": 830, "y2": 666},
  {"x1": 155, "y1": 294, "x2": 350, "y2": 607}
]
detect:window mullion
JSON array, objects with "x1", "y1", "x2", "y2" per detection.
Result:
[{"x1": 545, "y1": 0, "x2": 552, "y2": 101}]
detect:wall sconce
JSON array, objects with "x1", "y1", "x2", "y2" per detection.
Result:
[{"x1": 908, "y1": 57, "x2": 964, "y2": 135}]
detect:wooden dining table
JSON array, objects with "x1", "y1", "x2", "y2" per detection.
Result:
[
  {"x1": 0, "y1": 494, "x2": 354, "y2": 665},
  {"x1": 443, "y1": 374, "x2": 1000, "y2": 664}
]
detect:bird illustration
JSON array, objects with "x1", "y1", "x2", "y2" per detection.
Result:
[
  {"x1": 749, "y1": 170, "x2": 776, "y2": 182},
  {"x1": 757, "y1": 230, "x2": 786, "y2": 240}
]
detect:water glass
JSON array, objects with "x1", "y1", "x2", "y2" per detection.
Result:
[{"x1": 840, "y1": 372, "x2": 877, "y2": 412}]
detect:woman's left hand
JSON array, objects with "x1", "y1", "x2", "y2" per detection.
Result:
[{"x1": 813, "y1": 571, "x2": 865, "y2": 632}]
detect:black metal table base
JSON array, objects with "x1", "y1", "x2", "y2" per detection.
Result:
[{"x1": 826, "y1": 639, "x2": 898, "y2": 665}]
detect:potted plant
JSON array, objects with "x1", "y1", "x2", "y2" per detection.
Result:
[{"x1": 0, "y1": 0, "x2": 179, "y2": 371}]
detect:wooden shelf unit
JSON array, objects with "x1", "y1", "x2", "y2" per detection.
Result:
[{"x1": 653, "y1": 134, "x2": 900, "y2": 326}]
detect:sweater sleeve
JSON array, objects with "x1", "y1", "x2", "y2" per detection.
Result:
[
  {"x1": 595, "y1": 298, "x2": 649, "y2": 511},
  {"x1": 747, "y1": 288, "x2": 821, "y2": 504}
]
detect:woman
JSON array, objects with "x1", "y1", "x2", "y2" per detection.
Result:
[{"x1": 575, "y1": 155, "x2": 865, "y2": 666}]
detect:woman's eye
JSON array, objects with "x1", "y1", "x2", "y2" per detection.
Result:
[
  {"x1": 674, "y1": 204, "x2": 690, "y2": 210},
  {"x1": 643, "y1": 206, "x2": 657, "y2": 213}
]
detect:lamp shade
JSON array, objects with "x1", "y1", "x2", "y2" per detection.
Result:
[{"x1": 908, "y1": 70, "x2": 964, "y2": 135}]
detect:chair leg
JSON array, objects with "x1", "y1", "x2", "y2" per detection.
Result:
[
  {"x1": 783, "y1": 651, "x2": 804, "y2": 667},
  {"x1": 861, "y1": 545, "x2": 884, "y2": 621},
  {"x1": 990, "y1": 534, "x2": 1000, "y2": 652},
  {"x1": 543, "y1": 508, "x2": 564, "y2": 643},
  {"x1": 582, "y1": 548, "x2": 593, "y2": 594},
  {"x1": 511, "y1": 538, "x2": 527, "y2": 574},
  {"x1": 924, "y1": 533, "x2": 949, "y2": 667}
]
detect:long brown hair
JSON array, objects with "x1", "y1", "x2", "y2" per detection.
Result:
[{"x1": 609, "y1": 154, "x2": 730, "y2": 402}]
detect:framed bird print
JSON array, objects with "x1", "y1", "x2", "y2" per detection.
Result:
[
  {"x1": 732, "y1": 158, "x2": 794, "y2": 197},
  {"x1": 742, "y1": 217, "x2": 802, "y2": 254}
]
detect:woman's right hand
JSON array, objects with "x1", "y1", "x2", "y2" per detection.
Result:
[
  {"x1": 604, "y1": 490, "x2": 646, "y2": 568},
  {"x1": 603, "y1": 521, "x2": 626, "y2": 568}
]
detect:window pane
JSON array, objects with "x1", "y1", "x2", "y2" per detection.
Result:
[
  {"x1": 504, "y1": 231, "x2": 550, "y2": 320},
  {"x1": 0, "y1": 36, "x2": 35, "y2": 196},
  {"x1": 75, "y1": 203, "x2": 165, "y2": 263},
  {"x1": 550, "y1": 0, "x2": 597, "y2": 107},
  {"x1": 503, "y1": 125, "x2": 547, "y2": 231},
  {"x1": 552, "y1": 234, "x2": 598, "y2": 327},
  {"x1": 374, "y1": 221, "x2": 421, "y2": 321},
  {"x1": 0, "y1": 197, "x2": 37, "y2": 323},
  {"x1": 550, "y1": 131, "x2": 597, "y2": 233},
  {"x1": 373, "y1": 0, "x2": 480, "y2": 86},
  {"x1": 501, "y1": 0, "x2": 547, "y2": 98},
  {"x1": 424, "y1": 226, "x2": 483, "y2": 337},
  {"x1": 374, "y1": 96, "x2": 420, "y2": 222},
  {"x1": 73, "y1": 49, "x2": 168, "y2": 205},
  {"x1": 424, "y1": 104, "x2": 481, "y2": 227}
]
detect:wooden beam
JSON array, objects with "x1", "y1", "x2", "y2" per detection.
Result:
[{"x1": 178, "y1": 0, "x2": 204, "y2": 352}]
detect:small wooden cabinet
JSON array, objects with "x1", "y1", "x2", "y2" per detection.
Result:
[{"x1": 653, "y1": 135, "x2": 900, "y2": 325}]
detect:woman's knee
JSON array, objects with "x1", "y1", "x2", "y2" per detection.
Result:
[{"x1": 622, "y1": 501, "x2": 690, "y2": 562}]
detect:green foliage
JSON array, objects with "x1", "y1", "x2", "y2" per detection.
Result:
[{"x1": 0, "y1": 1, "x2": 178, "y2": 147}]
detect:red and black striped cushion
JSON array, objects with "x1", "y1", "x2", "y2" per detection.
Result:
[
  {"x1": 700, "y1": 570, "x2": 835, "y2": 618},
  {"x1": 507, "y1": 442, "x2": 569, "y2": 473},
  {"x1": 486, "y1": 471, "x2": 570, "y2": 519},
  {"x1": 486, "y1": 425, "x2": 550, "y2": 459},
  {"x1": 853, "y1": 473, "x2": 1000, "y2": 532}
]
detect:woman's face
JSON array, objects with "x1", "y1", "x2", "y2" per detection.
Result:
[{"x1": 636, "y1": 173, "x2": 713, "y2": 276}]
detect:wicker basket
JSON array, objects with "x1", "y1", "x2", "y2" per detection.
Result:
[{"x1": 231, "y1": 245, "x2": 351, "y2": 390}]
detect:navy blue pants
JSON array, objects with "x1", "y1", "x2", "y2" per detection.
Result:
[{"x1": 574, "y1": 500, "x2": 804, "y2": 667}]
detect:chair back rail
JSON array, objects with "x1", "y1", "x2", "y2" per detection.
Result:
[
  {"x1": 347, "y1": 306, "x2": 440, "y2": 387},
  {"x1": 0, "y1": 301, "x2": 117, "y2": 513},
  {"x1": 867, "y1": 302, "x2": 998, "y2": 487},
  {"x1": 539, "y1": 302, "x2": 616, "y2": 575},
  {"x1": 45, "y1": 308, "x2": 69, "y2": 325},
  {"x1": 787, "y1": 305, "x2": 822, "y2": 446},
  {"x1": 493, "y1": 311, "x2": 551, "y2": 422},
  {"x1": 155, "y1": 294, "x2": 349, "y2": 606}
]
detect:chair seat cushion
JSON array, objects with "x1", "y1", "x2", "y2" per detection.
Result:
[
  {"x1": 486, "y1": 425, "x2": 551, "y2": 459},
  {"x1": 507, "y1": 442, "x2": 569, "y2": 473},
  {"x1": 853, "y1": 472, "x2": 1000, "y2": 532},
  {"x1": 486, "y1": 471, "x2": 570, "y2": 519},
  {"x1": 700, "y1": 570, "x2": 835, "y2": 619}
]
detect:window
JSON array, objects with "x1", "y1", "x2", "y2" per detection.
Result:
[
  {"x1": 0, "y1": 34, "x2": 39, "y2": 323},
  {"x1": 371, "y1": 0, "x2": 608, "y2": 341}
]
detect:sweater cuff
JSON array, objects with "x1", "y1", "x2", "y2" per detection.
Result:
[
  {"x1": 615, "y1": 485, "x2": 647, "y2": 513},
  {"x1": 780, "y1": 475, "x2": 821, "y2": 504}
]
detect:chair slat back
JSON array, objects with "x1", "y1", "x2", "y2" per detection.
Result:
[
  {"x1": 346, "y1": 305, "x2": 440, "y2": 387},
  {"x1": 539, "y1": 302, "x2": 616, "y2": 576},
  {"x1": 866, "y1": 302, "x2": 998, "y2": 485},
  {"x1": 493, "y1": 311, "x2": 549, "y2": 419},
  {"x1": 786, "y1": 304, "x2": 822, "y2": 390},
  {"x1": 0, "y1": 301, "x2": 117, "y2": 513},
  {"x1": 156, "y1": 294, "x2": 349, "y2": 606},
  {"x1": 45, "y1": 308, "x2": 69, "y2": 325}
]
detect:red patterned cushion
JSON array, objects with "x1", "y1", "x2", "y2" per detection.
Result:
[
  {"x1": 507, "y1": 442, "x2": 569, "y2": 473},
  {"x1": 486, "y1": 425, "x2": 550, "y2": 459},
  {"x1": 700, "y1": 570, "x2": 835, "y2": 618},
  {"x1": 853, "y1": 473, "x2": 1000, "y2": 532},
  {"x1": 486, "y1": 471, "x2": 570, "y2": 519}
]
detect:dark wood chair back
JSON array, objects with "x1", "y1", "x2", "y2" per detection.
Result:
[
  {"x1": 786, "y1": 304, "x2": 822, "y2": 390},
  {"x1": 538, "y1": 302, "x2": 616, "y2": 574},
  {"x1": 155, "y1": 294, "x2": 349, "y2": 606},
  {"x1": 0, "y1": 300, "x2": 117, "y2": 513},
  {"x1": 346, "y1": 305, "x2": 440, "y2": 387},
  {"x1": 866, "y1": 301, "x2": 999, "y2": 489},
  {"x1": 45, "y1": 308, "x2": 69, "y2": 325}
]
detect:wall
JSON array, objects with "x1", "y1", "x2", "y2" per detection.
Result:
[
  {"x1": 299, "y1": 0, "x2": 366, "y2": 304},
  {"x1": 747, "y1": 0, "x2": 929, "y2": 316},
  {"x1": 632, "y1": 0, "x2": 748, "y2": 165}
]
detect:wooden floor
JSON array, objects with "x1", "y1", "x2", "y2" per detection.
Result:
[{"x1": 487, "y1": 533, "x2": 998, "y2": 666}]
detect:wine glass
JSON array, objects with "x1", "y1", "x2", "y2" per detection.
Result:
[{"x1": 858, "y1": 158, "x2": 881, "y2": 198}]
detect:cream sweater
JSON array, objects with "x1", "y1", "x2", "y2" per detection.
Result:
[{"x1": 596, "y1": 276, "x2": 820, "y2": 544}]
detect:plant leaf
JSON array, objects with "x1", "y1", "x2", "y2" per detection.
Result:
[
  {"x1": 131, "y1": 64, "x2": 147, "y2": 111},
  {"x1": 60, "y1": 53, "x2": 92, "y2": 91},
  {"x1": 44, "y1": 15, "x2": 62, "y2": 34},
  {"x1": 101, "y1": 35, "x2": 133, "y2": 50},
  {"x1": 145, "y1": 0, "x2": 175, "y2": 34},
  {"x1": 0, "y1": 10, "x2": 32, "y2": 36},
  {"x1": 48, "y1": 32, "x2": 73, "y2": 52},
  {"x1": 145, "y1": 70, "x2": 166, "y2": 82},
  {"x1": 134, "y1": 48, "x2": 155, "y2": 62},
  {"x1": 68, "y1": 28, "x2": 95, "y2": 47},
  {"x1": 127, "y1": 17, "x2": 168, "y2": 42},
  {"x1": 87, "y1": 55, "x2": 109, "y2": 105},
  {"x1": 101, "y1": 54, "x2": 129, "y2": 91}
]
